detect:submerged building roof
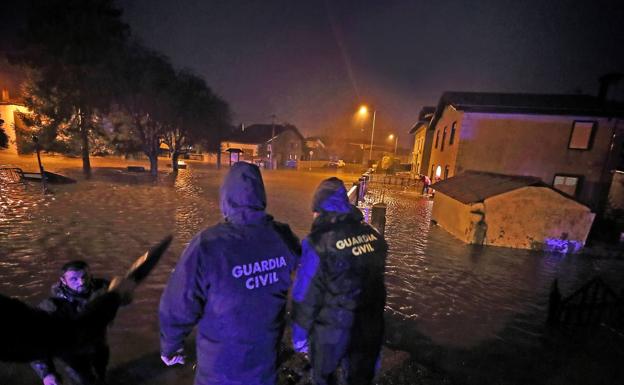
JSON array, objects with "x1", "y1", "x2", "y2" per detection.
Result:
[{"x1": 432, "y1": 171, "x2": 545, "y2": 204}]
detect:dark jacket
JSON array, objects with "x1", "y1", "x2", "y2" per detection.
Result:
[
  {"x1": 159, "y1": 162, "x2": 300, "y2": 385},
  {"x1": 0, "y1": 292, "x2": 121, "y2": 362},
  {"x1": 292, "y1": 178, "x2": 387, "y2": 383},
  {"x1": 31, "y1": 278, "x2": 110, "y2": 379}
]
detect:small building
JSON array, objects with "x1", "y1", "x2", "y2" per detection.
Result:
[
  {"x1": 221, "y1": 124, "x2": 304, "y2": 169},
  {"x1": 431, "y1": 171, "x2": 596, "y2": 252},
  {"x1": 408, "y1": 106, "x2": 435, "y2": 177},
  {"x1": 0, "y1": 89, "x2": 29, "y2": 155},
  {"x1": 424, "y1": 91, "x2": 624, "y2": 211},
  {"x1": 303, "y1": 136, "x2": 329, "y2": 160}
]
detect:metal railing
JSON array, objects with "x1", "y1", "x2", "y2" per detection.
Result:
[{"x1": 547, "y1": 277, "x2": 624, "y2": 330}]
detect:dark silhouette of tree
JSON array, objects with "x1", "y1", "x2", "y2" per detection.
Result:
[
  {"x1": 161, "y1": 70, "x2": 231, "y2": 172},
  {"x1": 11, "y1": 0, "x2": 129, "y2": 177},
  {"x1": 110, "y1": 43, "x2": 176, "y2": 176}
]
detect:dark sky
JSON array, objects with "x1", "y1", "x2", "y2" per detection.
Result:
[{"x1": 118, "y1": 0, "x2": 623, "y2": 145}]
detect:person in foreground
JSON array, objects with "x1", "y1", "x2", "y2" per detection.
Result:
[
  {"x1": 30, "y1": 261, "x2": 111, "y2": 385},
  {"x1": 159, "y1": 162, "x2": 301, "y2": 385},
  {"x1": 292, "y1": 177, "x2": 387, "y2": 385}
]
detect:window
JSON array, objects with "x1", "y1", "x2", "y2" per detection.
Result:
[
  {"x1": 435, "y1": 130, "x2": 439, "y2": 148},
  {"x1": 553, "y1": 175, "x2": 581, "y2": 196},
  {"x1": 450, "y1": 122, "x2": 456, "y2": 145},
  {"x1": 568, "y1": 121, "x2": 596, "y2": 150},
  {"x1": 441, "y1": 127, "x2": 447, "y2": 151},
  {"x1": 444, "y1": 165, "x2": 450, "y2": 179}
]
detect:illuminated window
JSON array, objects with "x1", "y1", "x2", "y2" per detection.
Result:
[
  {"x1": 435, "y1": 130, "x2": 439, "y2": 148},
  {"x1": 568, "y1": 121, "x2": 595, "y2": 150},
  {"x1": 450, "y1": 122, "x2": 456, "y2": 145},
  {"x1": 435, "y1": 165, "x2": 442, "y2": 179},
  {"x1": 553, "y1": 175, "x2": 581, "y2": 196}
]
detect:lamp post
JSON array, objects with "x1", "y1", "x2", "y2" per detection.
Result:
[
  {"x1": 309, "y1": 150, "x2": 313, "y2": 171},
  {"x1": 358, "y1": 105, "x2": 376, "y2": 165},
  {"x1": 388, "y1": 134, "x2": 398, "y2": 155}
]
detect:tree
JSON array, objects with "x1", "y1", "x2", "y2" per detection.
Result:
[
  {"x1": 11, "y1": 0, "x2": 129, "y2": 177},
  {"x1": 161, "y1": 70, "x2": 230, "y2": 172},
  {"x1": 110, "y1": 43, "x2": 176, "y2": 176}
]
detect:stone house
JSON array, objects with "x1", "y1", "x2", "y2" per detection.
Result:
[
  {"x1": 221, "y1": 124, "x2": 304, "y2": 169},
  {"x1": 431, "y1": 171, "x2": 595, "y2": 252}
]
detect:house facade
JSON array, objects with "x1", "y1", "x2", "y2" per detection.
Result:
[
  {"x1": 425, "y1": 92, "x2": 624, "y2": 211},
  {"x1": 221, "y1": 124, "x2": 304, "y2": 169},
  {"x1": 0, "y1": 89, "x2": 29, "y2": 155},
  {"x1": 409, "y1": 106, "x2": 436, "y2": 177}
]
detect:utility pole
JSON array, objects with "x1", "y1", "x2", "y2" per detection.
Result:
[{"x1": 269, "y1": 114, "x2": 276, "y2": 170}]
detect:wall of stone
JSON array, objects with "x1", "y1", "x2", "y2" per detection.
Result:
[{"x1": 484, "y1": 186, "x2": 595, "y2": 252}]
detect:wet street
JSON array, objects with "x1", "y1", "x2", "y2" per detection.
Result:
[{"x1": 1, "y1": 158, "x2": 623, "y2": 384}]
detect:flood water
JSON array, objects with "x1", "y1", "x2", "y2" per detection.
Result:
[{"x1": 1, "y1": 163, "x2": 623, "y2": 384}]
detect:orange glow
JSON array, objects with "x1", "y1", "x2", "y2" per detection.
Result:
[
  {"x1": 388, "y1": 134, "x2": 394, "y2": 140},
  {"x1": 358, "y1": 105, "x2": 369, "y2": 116}
]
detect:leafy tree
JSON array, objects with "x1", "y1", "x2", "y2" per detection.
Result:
[
  {"x1": 161, "y1": 70, "x2": 231, "y2": 172},
  {"x1": 110, "y1": 43, "x2": 176, "y2": 176},
  {"x1": 11, "y1": 0, "x2": 129, "y2": 177}
]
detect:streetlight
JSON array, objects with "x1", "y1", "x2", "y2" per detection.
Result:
[
  {"x1": 358, "y1": 105, "x2": 376, "y2": 164},
  {"x1": 388, "y1": 134, "x2": 398, "y2": 155},
  {"x1": 309, "y1": 150, "x2": 313, "y2": 171}
]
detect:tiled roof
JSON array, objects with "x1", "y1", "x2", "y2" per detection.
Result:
[{"x1": 432, "y1": 171, "x2": 544, "y2": 204}]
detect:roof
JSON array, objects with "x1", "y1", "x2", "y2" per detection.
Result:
[
  {"x1": 432, "y1": 171, "x2": 544, "y2": 204},
  {"x1": 428, "y1": 91, "x2": 624, "y2": 131},
  {"x1": 408, "y1": 106, "x2": 436, "y2": 134},
  {"x1": 224, "y1": 124, "x2": 304, "y2": 144}
]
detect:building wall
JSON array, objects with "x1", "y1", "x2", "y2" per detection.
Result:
[
  {"x1": 268, "y1": 130, "x2": 303, "y2": 168},
  {"x1": 0, "y1": 104, "x2": 29, "y2": 155},
  {"x1": 484, "y1": 186, "x2": 595, "y2": 251},
  {"x1": 429, "y1": 108, "x2": 621, "y2": 209},
  {"x1": 428, "y1": 106, "x2": 464, "y2": 180},
  {"x1": 432, "y1": 192, "x2": 481, "y2": 243},
  {"x1": 221, "y1": 141, "x2": 259, "y2": 159},
  {"x1": 410, "y1": 125, "x2": 432, "y2": 176}
]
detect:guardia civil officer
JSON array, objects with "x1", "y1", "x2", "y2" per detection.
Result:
[
  {"x1": 159, "y1": 162, "x2": 300, "y2": 385},
  {"x1": 292, "y1": 177, "x2": 387, "y2": 385}
]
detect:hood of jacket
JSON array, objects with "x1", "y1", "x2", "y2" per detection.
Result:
[{"x1": 220, "y1": 162, "x2": 268, "y2": 225}]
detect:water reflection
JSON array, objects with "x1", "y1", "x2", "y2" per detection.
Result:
[{"x1": 1, "y1": 171, "x2": 623, "y2": 385}]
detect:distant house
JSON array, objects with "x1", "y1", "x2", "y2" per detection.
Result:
[
  {"x1": 424, "y1": 91, "x2": 624, "y2": 211},
  {"x1": 408, "y1": 106, "x2": 436, "y2": 177},
  {"x1": 0, "y1": 89, "x2": 29, "y2": 155},
  {"x1": 303, "y1": 136, "x2": 329, "y2": 160},
  {"x1": 431, "y1": 171, "x2": 595, "y2": 252},
  {"x1": 221, "y1": 124, "x2": 304, "y2": 168}
]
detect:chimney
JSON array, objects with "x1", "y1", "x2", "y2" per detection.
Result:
[
  {"x1": 1, "y1": 89, "x2": 8, "y2": 102},
  {"x1": 598, "y1": 73, "x2": 623, "y2": 101}
]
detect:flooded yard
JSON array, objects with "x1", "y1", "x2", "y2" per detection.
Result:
[{"x1": 1, "y1": 156, "x2": 623, "y2": 384}]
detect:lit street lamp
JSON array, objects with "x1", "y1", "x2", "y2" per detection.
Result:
[
  {"x1": 388, "y1": 134, "x2": 398, "y2": 155},
  {"x1": 309, "y1": 150, "x2": 313, "y2": 171},
  {"x1": 358, "y1": 105, "x2": 376, "y2": 164}
]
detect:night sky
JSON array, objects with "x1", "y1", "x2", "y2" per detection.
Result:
[{"x1": 9, "y1": 0, "x2": 624, "y2": 146}]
